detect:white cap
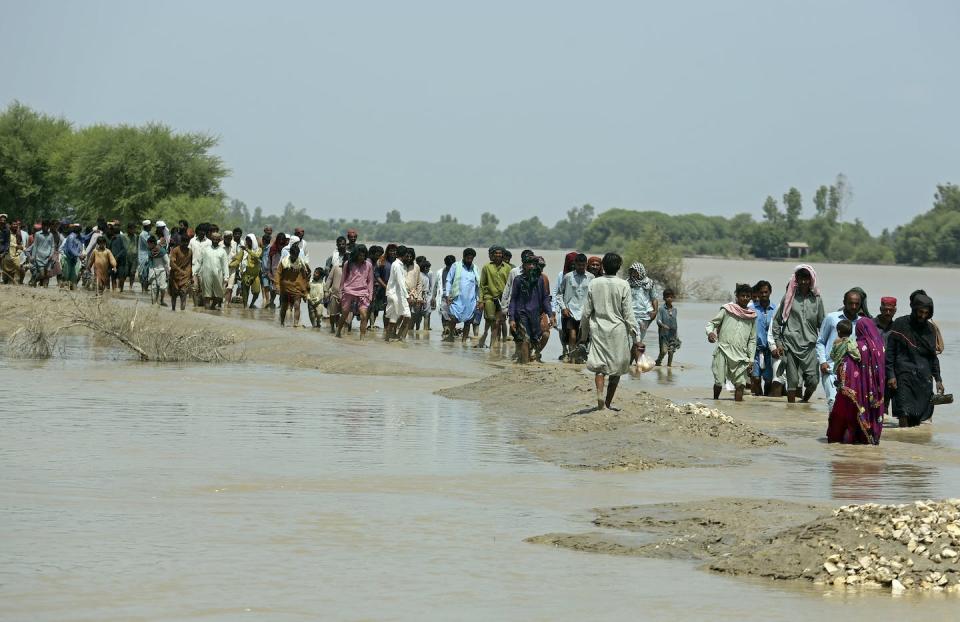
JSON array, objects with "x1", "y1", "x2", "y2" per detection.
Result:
[
  {"x1": 156, "y1": 220, "x2": 166, "y2": 228},
  {"x1": 142, "y1": 219, "x2": 152, "y2": 226}
]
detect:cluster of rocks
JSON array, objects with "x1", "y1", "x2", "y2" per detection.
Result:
[
  {"x1": 668, "y1": 402, "x2": 735, "y2": 424},
  {"x1": 812, "y1": 499, "x2": 960, "y2": 593}
]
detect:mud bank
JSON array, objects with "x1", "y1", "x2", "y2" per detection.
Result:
[
  {"x1": 438, "y1": 365, "x2": 780, "y2": 471},
  {"x1": 0, "y1": 286, "x2": 483, "y2": 378},
  {"x1": 529, "y1": 497, "x2": 960, "y2": 593}
]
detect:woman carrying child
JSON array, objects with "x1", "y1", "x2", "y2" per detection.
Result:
[{"x1": 827, "y1": 318, "x2": 885, "y2": 444}]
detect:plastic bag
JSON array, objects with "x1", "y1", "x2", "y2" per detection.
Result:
[{"x1": 636, "y1": 352, "x2": 655, "y2": 373}]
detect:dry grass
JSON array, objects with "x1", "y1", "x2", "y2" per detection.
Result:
[
  {"x1": 5, "y1": 308, "x2": 60, "y2": 359},
  {"x1": 58, "y1": 296, "x2": 243, "y2": 363},
  {"x1": 0, "y1": 295, "x2": 244, "y2": 363}
]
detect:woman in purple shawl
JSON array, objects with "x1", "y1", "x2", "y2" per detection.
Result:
[{"x1": 827, "y1": 318, "x2": 885, "y2": 444}]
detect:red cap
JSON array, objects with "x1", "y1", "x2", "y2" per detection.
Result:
[{"x1": 880, "y1": 297, "x2": 897, "y2": 306}]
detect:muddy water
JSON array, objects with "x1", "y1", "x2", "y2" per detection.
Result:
[
  {"x1": 4, "y1": 256, "x2": 958, "y2": 619},
  {"x1": 2, "y1": 352, "x2": 959, "y2": 620}
]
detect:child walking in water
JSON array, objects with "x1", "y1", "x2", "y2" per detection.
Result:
[
  {"x1": 307, "y1": 267, "x2": 327, "y2": 328},
  {"x1": 655, "y1": 288, "x2": 680, "y2": 366},
  {"x1": 706, "y1": 283, "x2": 757, "y2": 402}
]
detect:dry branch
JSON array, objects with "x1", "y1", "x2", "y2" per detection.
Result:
[{"x1": 63, "y1": 295, "x2": 240, "y2": 363}]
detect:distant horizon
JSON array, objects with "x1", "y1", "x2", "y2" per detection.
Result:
[
  {"x1": 224, "y1": 196, "x2": 922, "y2": 236},
  {"x1": 3, "y1": 1, "x2": 957, "y2": 235}
]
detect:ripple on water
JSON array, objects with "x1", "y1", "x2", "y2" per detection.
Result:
[{"x1": 3, "y1": 349, "x2": 960, "y2": 620}]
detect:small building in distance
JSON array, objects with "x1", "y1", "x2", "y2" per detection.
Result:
[{"x1": 786, "y1": 241, "x2": 810, "y2": 259}]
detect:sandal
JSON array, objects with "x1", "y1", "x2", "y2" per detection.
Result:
[{"x1": 931, "y1": 393, "x2": 954, "y2": 406}]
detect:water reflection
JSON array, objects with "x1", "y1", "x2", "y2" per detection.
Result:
[{"x1": 830, "y1": 458, "x2": 938, "y2": 502}]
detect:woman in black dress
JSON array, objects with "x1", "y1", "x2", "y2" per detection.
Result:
[{"x1": 886, "y1": 292, "x2": 947, "y2": 427}]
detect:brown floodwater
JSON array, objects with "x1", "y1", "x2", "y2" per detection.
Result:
[{"x1": 3, "y1": 257, "x2": 958, "y2": 619}]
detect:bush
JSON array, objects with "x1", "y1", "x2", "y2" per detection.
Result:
[
  {"x1": 850, "y1": 243, "x2": 895, "y2": 265},
  {"x1": 623, "y1": 225, "x2": 683, "y2": 294}
]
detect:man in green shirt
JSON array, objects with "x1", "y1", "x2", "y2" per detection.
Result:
[
  {"x1": 772, "y1": 265, "x2": 826, "y2": 403},
  {"x1": 478, "y1": 245, "x2": 511, "y2": 348}
]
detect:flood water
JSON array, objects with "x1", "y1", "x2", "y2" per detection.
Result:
[{"x1": 3, "y1": 256, "x2": 959, "y2": 620}]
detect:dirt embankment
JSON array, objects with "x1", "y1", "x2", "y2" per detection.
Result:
[
  {"x1": 528, "y1": 497, "x2": 960, "y2": 593},
  {"x1": 0, "y1": 286, "x2": 482, "y2": 378},
  {"x1": 437, "y1": 365, "x2": 780, "y2": 471}
]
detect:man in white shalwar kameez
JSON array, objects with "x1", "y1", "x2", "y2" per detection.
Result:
[
  {"x1": 198, "y1": 232, "x2": 230, "y2": 310},
  {"x1": 581, "y1": 252, "x2": 642, "y2": 411},
  {"x1": 385, "y1": 247, "x2": 415, "y2": 341}
]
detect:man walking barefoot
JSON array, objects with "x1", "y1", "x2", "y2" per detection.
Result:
[{"x1": 581, "y1": 253, "x2": 641, "y2": 411}]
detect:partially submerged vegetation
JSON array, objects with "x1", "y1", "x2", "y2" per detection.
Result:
[
  {"x1": 65, "y1": 297, "x2": 241, "y2": 362},
  {"x1": 6, "y1": 307, "x2": 60, "y2": 359},
  {"x1": 3, "y1": 291, "x2": 241, "y2": 363}
]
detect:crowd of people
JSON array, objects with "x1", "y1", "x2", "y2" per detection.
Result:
[
  {"x1": 706, "y1": 264, "x2": 950, "y2": 445},
  {"x1": 0, "y1": 213, "x2": 950, "y2": 443}
]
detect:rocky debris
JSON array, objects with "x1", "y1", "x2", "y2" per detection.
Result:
[
  {"x1": 807, "y1": 499, "x2": 960, "y2": 593},
  {"x1": 529, "y1": 497, "x2": 960, "y2": 595},
  {"x1": 667, "y1": 402, "x2": 735, "y2": 424}
]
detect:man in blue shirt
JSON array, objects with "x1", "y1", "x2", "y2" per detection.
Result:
[
  {"x1": 748, "y1": 280, "x2": 778, "y2": 396},
  {"x1": 816, "y1": 289, "x2": 864, "y2": 410},
  {"x1": 61, "y1": 224, "x2": 84, "y2": 290},
  {"x1": 138, "y1": 220, "x2": 152, "y2": 291}
]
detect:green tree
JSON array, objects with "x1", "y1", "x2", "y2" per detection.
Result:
[
  {"x1": 503, "y1": 216, "x2": 549, "y2": 248},
  {"x1": 385, "y1": 209, "x2": 402, "y2": 223},
  {"x1": 0, "y1": 101, "x2": 73, "y2": 223},
  {"x1": 893, "y1": 183, "x2": 960, "y2": 265},
  {"x1": 226, "y1": 199, "x2": 251, "y2": 230},
  {"x1": 813, "y1": 185, "x2": 829, "y2": 217},
  {"x1": 624, "y1": 225, "x2": 683, "y2": 293},
  {"x1": 53, "y1": 123, "x2": 226, "y2": 223},
  {"x1": 475, "y1": 211, "x2": 500, "y2": 244},
  {"x1": 154, "y1": 195, "x2": 227, "y2": 227},
  {"x1": 751, "y1": 222, "x2": 788, "y2": 258},
  {"x1": 783, "y1": 187, "x2": 802, "y2": 228},
  {"x1": 551, "y1": 203, "x2": 595, "y2": 248},
  {"x1": 762, "y1": 196, "x2": 782, "y2": 224}
]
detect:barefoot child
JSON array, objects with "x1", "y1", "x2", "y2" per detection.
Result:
[
  {"x1": 145, "y1": 236, "x2": 169, "y2": 306},
  {"x1": 706, "y1": 283, "x2": 757, "y2": 402},
  {"x1": 90, "y1": 236, "x2": 117, "y2": 295},
  {"x1": 275, "y1": 244, "x2": 310, "y2": 328},
  {"x1": 655, "y1": 288, "x2": 680, "y2": 366},
  {"x1": 307, "y1": 267, "x2": 326, "y2": 328},
  {"x1": 168, "y1": 234, "x2": 193, "y2": 311}
]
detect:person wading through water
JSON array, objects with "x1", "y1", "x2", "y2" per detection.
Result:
[
  {"x1": 772, "y1": 265, "x2": 825, "y2": 404},
  {"x1": 886, "y1": 292, "x2": 949, "y2": 427}
]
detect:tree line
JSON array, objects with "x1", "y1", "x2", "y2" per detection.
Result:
[
  {"x1": 0, "y1": 101, "x2": 226, "y2": 226},
  {"x1": 1, "y1": 102, "x2": 955, "y2": 266}
]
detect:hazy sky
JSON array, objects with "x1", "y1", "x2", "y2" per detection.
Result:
[{"x1": 2, "y1": 0, "x2": 957, "y2": 232}]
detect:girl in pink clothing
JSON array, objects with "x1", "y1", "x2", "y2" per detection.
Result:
[{"x1": 337, "y1": 244, "x2": 375, "y2": 340}]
